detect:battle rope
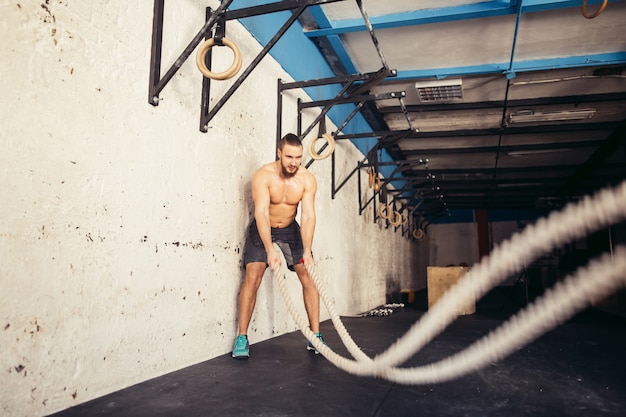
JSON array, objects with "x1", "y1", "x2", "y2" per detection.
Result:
[
  {"x1": 273, "y1": 180, "x2": 626, "y2": 384},
  {"x1": 374, "y1": 180, "x2": 626, "y2": 369}
]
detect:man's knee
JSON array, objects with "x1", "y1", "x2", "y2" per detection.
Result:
[
  {"x1": 245, "y1": 262, "x2": 267, "y2": 287},
  {"x1": 294, "y1": 268, "x2": 316, "y2": 288}
]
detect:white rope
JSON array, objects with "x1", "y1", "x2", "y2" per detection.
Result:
[
  {"x1": 304, "y1": 264, "x2": 372, "y2": 363},
  {"x1": 374, "y1": 180, "x2": 626, "y2": 369},
  {"x1": 375, "y1": 249, "x2": 626, "y2": 383},
  {"x1": 273, "y1": 180, "x2": 626, "y2": 384}
]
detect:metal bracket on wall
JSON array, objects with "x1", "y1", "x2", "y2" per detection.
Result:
[
  {"x1": 277, "y1": 75, "x2": 413, "y2": 213},
  {"x1": 389, "y1": 161, "x2": 443, "y2": 223},
  {"x1": 357, "y1": 157, "x2": 434, "y2": 235},
  {"x1": 149, "y1": 0, "x2": 345, "y2": 132},
  {"x1": 277, "y1": 73, "x2": 389, "y2": 151},
  {"x1": 359, "y1": 160, "x2": 409, "y2": 221},
  {"x1": 276, "y1": 70, "x2": 399, "y2": 144},
  {"x1": 355, "y1": 129, "x2": 414, "y2": 213},
  {"x1": 327, "y1": 130, "x2": 413, "y2": 206}
]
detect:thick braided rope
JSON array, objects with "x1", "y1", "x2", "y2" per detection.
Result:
[
  {"x1": 374, "y1": 180, "x2": 626, "y2": 369},
  {"x1": 375, "y1": 248, "x2": 626, "y2": 383},
  {"x1": 274, "y1": 180, "x2": 626, "y2": 384},
  {"x1": 272, "y1": 265, "x2": 350, "y2": 363},
  {"x1": 276, "y1": 248, "x2": 626, "y2": 383},
  {"x1": 305, "y1": 264, "x2": 372, "y2": 363}
]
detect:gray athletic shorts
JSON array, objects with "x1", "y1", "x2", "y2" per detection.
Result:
[{"x1": 243, "y1": 220, "x2": 304, "y2": 271}]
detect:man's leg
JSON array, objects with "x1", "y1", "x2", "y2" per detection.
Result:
[
  {"x1": 237, "y1": 262, "x2": 267, "y2": 335},
  {"x1": 232, "y1": 262, "x2": 267, "y2": 359},
  {"x1": 292, "y1": 263, "x2": 320, "y2": 333}
]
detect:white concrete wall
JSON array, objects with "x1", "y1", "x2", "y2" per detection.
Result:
[
  {"x1": 491, "y1": 220, "x2": 521, "y2": 249},
  {"x1": 429, "y1": 222, "x2": 480, "y2": 267},
  {"x1": 0, "y1": 1, "x2": 424, "y2": 416},
  {"x1": 428, "y1": 219, "x2": 538, "y2": 286}
]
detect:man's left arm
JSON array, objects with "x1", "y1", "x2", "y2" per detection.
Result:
[{"x1": 299, "y1": 172, "x2": 317, "y2": 266}]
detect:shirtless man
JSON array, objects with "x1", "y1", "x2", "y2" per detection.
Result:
[{"x1": 232, "y1": 133, "x2": 326, "y2": 359}]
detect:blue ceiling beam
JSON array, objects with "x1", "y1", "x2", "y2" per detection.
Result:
[
  {"x1": 307, "y1": 5, "x2": 357, "y2": 73},
  {"x1": 304, "y1": 0, "x2": 622, "y2": 38},
  {"x1": 306, "y1": 1, "x2": 516, "y2": 37},
  {"x1": 394, "y1": 52, "x2": 626, "y2": 81},
  {"x1": 232, "y1": 2, "x2": 402, "y2": 180}
]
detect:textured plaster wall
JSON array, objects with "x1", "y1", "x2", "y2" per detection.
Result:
[
  {"x1": 429, "y1": 222, "x2": 480, "y2": 267},
  {"x1": 0, "y1": 1, "x2": 424, "y2": 416}
]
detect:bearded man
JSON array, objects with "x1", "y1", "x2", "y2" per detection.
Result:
[{"x1": 232, "y1": 133, "x2": 326, "y2": 359}]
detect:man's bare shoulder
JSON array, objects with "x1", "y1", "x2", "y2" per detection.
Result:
[
  {"x1": 253, "y1": 161, "x2": 278, "y2": 180},
  {"x1": 297, "y1": 166, "x2": 317, "y2": 188}
]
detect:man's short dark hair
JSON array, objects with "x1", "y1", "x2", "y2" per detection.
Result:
[{"x1": 279, "y1": 133, "x2": 302, "y2": 150}]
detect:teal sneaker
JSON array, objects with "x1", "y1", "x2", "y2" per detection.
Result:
[
  {"x1": 306, "y1": 332, "x2": 327, "y2": 355},
  {"x1": 232, "y1": 335, "x2": 249, "y2": 359}
]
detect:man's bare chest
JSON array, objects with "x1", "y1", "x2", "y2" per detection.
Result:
[{"x1": 269, "y1": 180, "x2": 304, "y2": 206}]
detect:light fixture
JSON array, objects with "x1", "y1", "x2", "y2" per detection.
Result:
[
  {"x1": 507, "y1": 148, "x2": 572, "y2": 157},
  {"x1": 496, "y1": 182, "x2": 546, "y2": 187},
  {"x1": 507, "y1": 108, "x2": 596, "y2": 124},
  {"x1": 415, "y1": 79, "x2": 463, "y2": 102}
]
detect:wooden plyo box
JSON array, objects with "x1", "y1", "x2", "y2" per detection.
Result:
[{"x1": 427, "y1": 266, "x2": 475, "y2": 315}]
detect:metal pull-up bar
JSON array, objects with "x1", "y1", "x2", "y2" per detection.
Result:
[{"x1": 149, "y1": 0, "x2": 345, "y2": 131}]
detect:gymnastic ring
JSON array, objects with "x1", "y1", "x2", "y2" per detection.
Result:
[
  {"x1": 373, "y1": 176, "x2": 381, "y2": 192},
  {"x1": 581, "y1": 0, "x2": 607, "y2": 18},
  {"x1": 196, "y1": 37, "x2": 242, "y2": 80},
  {"x1": 389, "y1": 211, "x2": 403, "y2": 227},
  {"x1": 377, "y1": 203, "x2": 390, "y2": 220},
  {"x1": 309, "y1": 133, "x2": 336, "y2": 160},
  {"x1": 368, "y1": 168, "x2": 374, "y2": 188},
  {"x1": 401, "y1": 213, "x2": 408, "y2": 226},
  {"x1": 413, "y1": 228, "x2": 425, "y2": 240}
]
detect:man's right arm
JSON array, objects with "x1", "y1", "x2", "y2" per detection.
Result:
[{"x1": 251, "y1": 169, "x2": 281, "y2": 269}]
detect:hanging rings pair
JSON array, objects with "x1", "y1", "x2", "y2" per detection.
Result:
[
  {"x1": 368, "y1": 168, "x2": 381, "y2": 192},
  {"x1": 309, "y1": 133, "x2": 336, "y2": 160},
  {"x1": 196, "y1": 37, "x2": 242, "y2": 80},
  {"x1": 377, "y1": 203, "x2": 406, "y2": 227},
  {"x1": 377, "y1": 203, "x2": 426, "y2": 239}
]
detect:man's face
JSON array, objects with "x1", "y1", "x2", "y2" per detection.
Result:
[{"x1": 278, "y1": 144, "x2": 303, "y2": 177}]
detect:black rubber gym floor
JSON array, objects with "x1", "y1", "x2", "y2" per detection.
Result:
[{"x1": 48, "y1": 290, "x2": 626, "y2": 417}]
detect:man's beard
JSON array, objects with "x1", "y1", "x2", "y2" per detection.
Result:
[{"x1": 281, "y1": 165, "x2": 297, "y2": 178}]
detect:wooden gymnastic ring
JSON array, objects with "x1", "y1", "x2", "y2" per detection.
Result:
[
  {"x1": 368, "y1": 168, "x2": 374, "y2": 188},
  {"x1": 309, "y1": 133, "x2": 335, "y2": 160},
  {"x1": 582, "y1": 0, "x2": 607, "y2": 18},
  {"x1": 373, "y1": 176, "x2": 381, "y2": 192},
  {"x1": 401, "y1": 213, "x2": 408, "y2": 226},
  {"x1": 413, "y1": 228, "x2": 425, "y2": 240},
  {"x1": 377, "y1": 203, "x2": 390, "y2": 220},
  {"x1": 389, "y1": 211, "x2": 403, "y2": 227},
  {"x1": 196, "y1": 37, "x2": 242, "y2": 80}
]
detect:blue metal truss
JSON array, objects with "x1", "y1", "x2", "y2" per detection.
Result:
[
  {"x1": 305, "y1": 0, "x2": 626, "y2": 79},
  {"x1": 305, "y1": 0, "x2": 621, "y2": 37}
]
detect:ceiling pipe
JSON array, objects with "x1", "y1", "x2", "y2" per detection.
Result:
[
  {"x1": 504, "y1": 0, "x2": 523, "y2": 81},
  {"x1": 492, "y1": 0, "x2": 524, "y2": 195},
  {"x1": 355, "y1": 0, "x2": 388, "y2": 70}
]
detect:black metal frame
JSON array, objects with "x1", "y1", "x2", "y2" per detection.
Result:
[
  {"x1": 149, "y1": 0, "x2": 345, "y2": 132},
  {"x1": 148, "y1": 0, "x2": 432, "y2": 235},
  {"x1": 276, "y1": 69, "x2": 435, "y2": 236}
]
